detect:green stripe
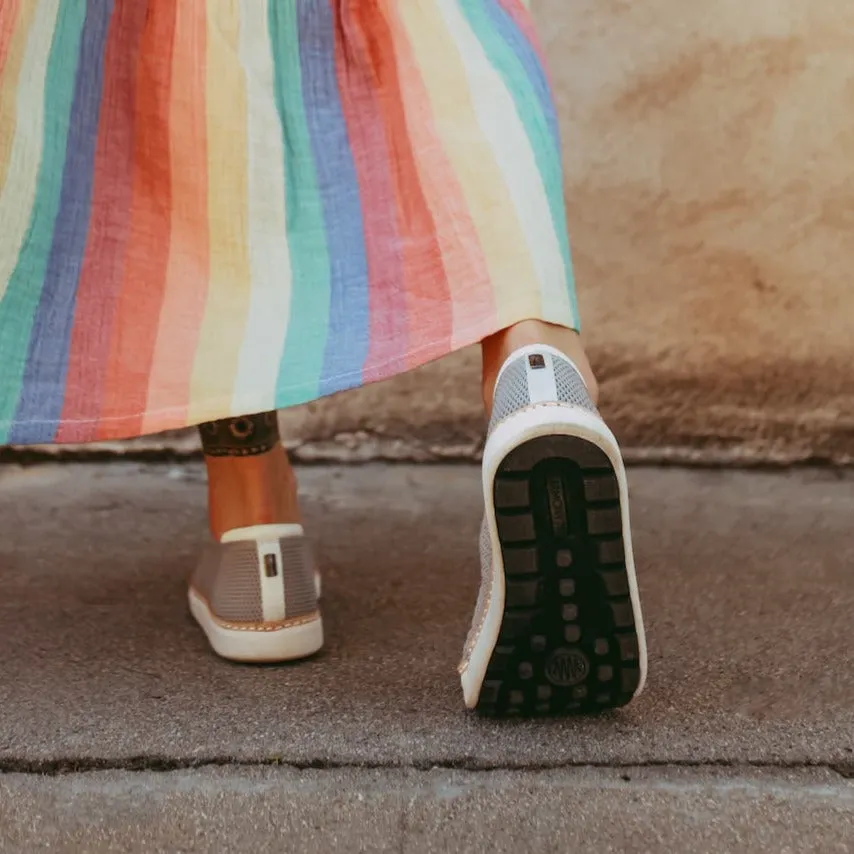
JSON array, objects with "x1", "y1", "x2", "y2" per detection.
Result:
[
  {"x1": 0, "y1": 4, "x2": 87, "y2": 441},
  {"x1": 458, "y1": 0, "x2": 578, "y2": 325},
  {"x1": 268, "y1": 1, "x2": 331, "y2": 405}
]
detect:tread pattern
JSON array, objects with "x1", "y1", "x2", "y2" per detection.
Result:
[{"x1": 476, "y1": 435, "x2": 641, "y2": 717}]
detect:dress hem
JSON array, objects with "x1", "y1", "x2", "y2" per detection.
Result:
[{"x1": 2, "y1": 300, "x2": 580, "y2": 445}]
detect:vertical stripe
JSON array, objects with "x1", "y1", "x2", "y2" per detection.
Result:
[
  {"x1": 268, "y1": 1, "x2": 330, "y2": 406},
  {"x1": 55, "y1": 0, "x2": 148, "y2": 442},
  {"x1": 0, "y1": 0, "x2": 22, "y2": 76},
  {"x1": 397, "y1": 0, "x2": 541, "y2": 330},
  {"x1": 490, "y1": 0, "x2": 560, "y2": 147},
  {"x1": 186, "y1": 0, "x2": 250, "y2": 425},
  {"x1": 525, "y1": 349, "x2": 559, "y2": 404},
  {"x1": 96, "y1": 1, "x2": 177, "y2": 439},
  {"x1": 0, "y1": 0, "x2": 56, "y2": 299},
  {"x1": 495, "y1": 1, "x2": 550, "y2": 71},
  {"x1": 381, "y1": 7, "x2": 496, "y2": 349},
  {"x1": 334, "y1": 5, "x2": 409, "y2": 381},
  {"x1": 434, "y1": 0, "x2": 573, "y2": 324},
  {"x1": 10, "y1": 1, "x2": 114, "y2": 443},
  {"x1": 142, "y1": 0, "x2": 209, "y2": 433},
  {"x1": 462, "y1": 0, "x2": 577, "y2": 322},
  {"x1": 0, "y1": 0, "x2": 32, "y2": 192},
  {"x1": 296, "y1": 1, "x2": 370, "y2": 396},
  {"x1": 0, "y1": 2, "x2": 84, "y2": 442},
  {"x1": 231, "y1": 2, "x2": 291, "y2": 410}
]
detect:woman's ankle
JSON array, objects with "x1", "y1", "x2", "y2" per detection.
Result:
[
  {"x1": 199, "y1": 413, "x2": 301, "y2": 540},
  {"x1": 481, "y1": 320, "x2": 599, "y2": 414}
]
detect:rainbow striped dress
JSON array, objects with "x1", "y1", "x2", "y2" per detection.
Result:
[{"x1": 0, "y1": 0, "x2": 578, "y2": 445}]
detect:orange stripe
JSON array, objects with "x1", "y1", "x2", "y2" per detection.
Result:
[
  {"x1": 96, "y1": 2, "x2": 178, "y2": 438},
  {"x1": 0, "y1": 0, "x2": 21, "y2": 75},
  {"x1": 0, "y1": 0, "x2": 36, "y2": 189},
  {"x1": 141, "y1": 0, "x2": 209, "y2": 433}
]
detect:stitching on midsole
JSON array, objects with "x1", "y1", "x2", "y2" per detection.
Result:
[{"x1": 190, "y1": 589, "x2": 320, "y2": 633}]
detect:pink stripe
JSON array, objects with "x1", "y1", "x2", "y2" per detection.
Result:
[
  {"x1": 384, "y1": 8, "x2": 496, "y2": 350},
  {"x1": 335, "y1": 7, "x2": 412, "y2": 381},
  {"x1": 56, "y1": 0, "x2": 147, "y2": 442}
]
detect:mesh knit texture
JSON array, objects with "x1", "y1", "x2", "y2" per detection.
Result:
[
  {"x1": 279, "y1": 537, "x2": 318, "y2": 617},
  {"x1": 487, "y1": 358, "x2": 530, "y2": 431},
  {"x1": 488, "y1": 351, "x2": 596, "y2": 434},
  {"x1": 553, "y1": 358, "x2": 598, "y2": 413},
  {"x1": 192, "y1": 535, "x2": 318, "y2": 624}
]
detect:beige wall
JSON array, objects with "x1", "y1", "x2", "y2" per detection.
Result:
[{"x1": 540, "y1": 0, "x2": 854, "y2": 461}]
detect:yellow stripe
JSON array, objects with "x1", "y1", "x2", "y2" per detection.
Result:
[
  {"x1": 232, "y1": 0, "x2": 291, "y2": 411},
  {"x1": 397, "y1": 0, "x2": 543, "y2": 328},
  {"x1": 0, "y1": 0, "x2": 59, "y2": 300},
  {"x1": 188, "y1": 0, "x2": 251, "y2": 424}
]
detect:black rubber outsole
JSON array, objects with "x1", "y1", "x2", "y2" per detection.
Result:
[{"x1": 475, "y1": 434, "x2": 642, "y2": 717}]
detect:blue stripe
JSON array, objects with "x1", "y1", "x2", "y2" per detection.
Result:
[
  {"x1": 296, "y1": 1, "x2": 370, "y2": 396},
  {"x1": 464, "y1": 0, "x2": 578, "y2": 321},
  {"x1": 9, "y1": 2, "x2": 113, "y2": 443},
  {"x1": 479, "y1": 1, "x2": 561, "y2": 150},
  {"x1": 0, "y1": 4, "x2": 87, "y2": 444}
]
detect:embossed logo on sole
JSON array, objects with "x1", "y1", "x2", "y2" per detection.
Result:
[
  {"x1": 546, "y1": 475, "x2": 568, "y2": 538},
  {"x1": 545, "y1": 648, "x2": 589, "y2": 687}
]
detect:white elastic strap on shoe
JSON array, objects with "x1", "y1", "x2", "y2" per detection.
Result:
[
  {"x1": 221, "y1": 523, "x2": 304, "y2": 623},
  {"x1": 494, "y1": 343, "x2": 587, "y2": 393},
  {"x1": 524, "y1": 351, "x2": 558, "y2": 404}
]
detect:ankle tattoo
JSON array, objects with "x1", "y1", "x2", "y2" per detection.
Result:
[{"x1": 199, "y1": 412, "x2": 280, "y2": 457}]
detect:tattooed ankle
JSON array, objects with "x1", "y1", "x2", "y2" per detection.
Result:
[{"x1": 199, "y1": 412, "x2": 280, "y2": 457}]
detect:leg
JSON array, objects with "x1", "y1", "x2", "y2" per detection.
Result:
[
  {"x1": 187, "y1": 412, "x2": 323, "y2": 663},
  {"x1": 198, "y1": 412, "x2": 300, "y2": 540}
]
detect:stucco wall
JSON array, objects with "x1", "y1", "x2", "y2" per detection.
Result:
[{"x1": 539, "y1": 0, "x2": 854, "y2": 461}]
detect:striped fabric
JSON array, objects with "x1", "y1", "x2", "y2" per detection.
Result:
[{"x1": 0, "y1": 0, "x2": 578, "y2": 445}]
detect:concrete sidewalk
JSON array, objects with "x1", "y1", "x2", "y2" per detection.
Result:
[{"x1": 1, "y1": 462, "x2": 853, "y2": 851}]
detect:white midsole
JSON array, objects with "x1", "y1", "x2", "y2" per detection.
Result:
[
  {"x1": 461, "y1": 404, "x2": 648, "y2": 708},
  {"x1": 188, "y1": 587, "x2": 324, "y2": 663}
]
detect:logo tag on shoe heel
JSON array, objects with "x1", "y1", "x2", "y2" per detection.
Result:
[
  {"x1": 528, "y1": 353, "x2": 546, "y2": 370},
  {"x1": 263, "y1": 553, "x2": 279, "y2": 578}
]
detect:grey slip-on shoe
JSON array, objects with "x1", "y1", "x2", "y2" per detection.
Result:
[{"x1": 460, "y1": 344, "x2": 647, "y2": 716}]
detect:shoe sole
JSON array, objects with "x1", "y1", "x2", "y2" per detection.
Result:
[
  {"x1": 462, "y1": 405, "x2": 647, "y2": 716},
  {"x1": 188, "y1": 587, "x2": 323, "y2": 663}
]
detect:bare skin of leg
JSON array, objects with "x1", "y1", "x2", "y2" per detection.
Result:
[
  {"x1": 203, "y1": 320, "x2": 594, "y2": 538},
  {"x1": 200, "y1": 413, "x2": 301, "y2": 540},
  {"x1": 481, "y1": 319, "x2": 598, "y2": 411}
]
